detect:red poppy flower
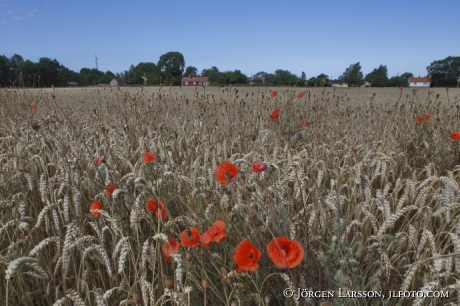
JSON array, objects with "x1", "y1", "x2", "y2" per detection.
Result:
[
  {"x1": 180, "y1": 227, "x2": 201, "y2": 247},
  {"x1": 267, "y1": 236, "x2": 304, "y2": 268},
  {"x1": 296, "y1": 93, "x2": 303, "y2": 99},
  {"x1": 270, "y1": 108, "x2": 280, "y2": 121},
  {"x1": 155, "y1": 200, "x2": 168, "y2": 220},
  {"x1": 90, "y1": 200, "x2": 102, "y2": 218},
  {"x1": 104, "y1": 184, "x2": 116, "y2": 196},
  {"x1": 451, "y1": 132, "x2": 460, "y2": 141},
  {"x1": 162, "y1": 238, "x2": 180, "y2": 262},
  {"x1": 424, "y1": 113, "x2": 432, "y2": 120},
  {"x1": 145, "y1": 198, "x2": 168, "y2": 219},
  {"x1": 145, "y1": 198, "x2": 157, "y2": 212},
  {"x1": 58, "y1": 108, "x2": 62, "y2": 112},
  {"x1": 301, "y1": 119, "x2": 308, "y2": 126},
  {"x1": 271, "y1": 91, "x2": 278, "y2": 98},
  {"x1": 215, "y1": 161, "x2": 239, "y2": 186},
  {"x1": 233, "y1": 240, "x2": 262, "y2": 273},
  {"x1": 96, "y1": 156, "x2": 102, "y2": 166},
  {"x1": 252, "y1": 162, "x2": 267, "y2": 173},
  {"x1": 31, "y1": 104, "x2": 36, "y2": 109},
  {"x1": 142, "y1": 152, "x2": 155, "y2": 164},
  {"x1": 201, "y1": 220, "x2": 228, "y2": 248},
  {"x1": 414, "y1": 116, "x2": 424, "y2": 124}
]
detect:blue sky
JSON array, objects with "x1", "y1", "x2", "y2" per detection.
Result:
[{"x1": 2, "y1": 0, "x2": 459, "y2": 80}]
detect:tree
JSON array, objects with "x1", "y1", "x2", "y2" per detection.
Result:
[
  {"x1": 201, "y1": 67, "x2": 221, "y2": 84},
  {"x1": 265, "y1": 73, "x2": 283, "y2": 86},
  {"x1": 201, "y1": 66, "x2": 219, "y2": 77},
  {"x1": 426, "y1": 56, "x2": 460, "y2": 87},
  {"x1": 364, "y1": 65, "x2": 388, "y2": 87},
  {"x1": 58, "y1": 65, "x2": 79, "y2": 86},
  {"x1": 96, "y1": 70, "x2": 116, "y2": 84},
  {"x1": 301, "y1": 71, "x2": 306, "y2": 85},
  {"x1": 79, "y1": 68, "x2": 105, "y2": 86},
  {"x1": 8, "y1": 54, "x2": 24, "y2": 82},
  {"x1": 9, "y1": 54, "x2": 24, "y2": 71},
  {"x1": 225, "y1": 70, "x2": 248, "y2": 84},
  {"x1": 0, "y1": 55, "x2": 8, "y2": 86},
  {"x1": 16, "y1": 60, "x2": 41, "y2": 87},
  {"x1": 274, "y1": 69, "x2": 299, "y2": 85},
  {"x1": 157, "y1": 51, "x2": 185, "y2": 85},
  {"x1": 38, "y1": 57, "x2": 60, "y2": 87},
  {"x1": 183, "y1": 66, "x2": 198, "y2": 77},
  {"x1": 387, "y1": 72, "x2": 413, "y2": 87},
  {"x1": 339, "y1": 62, "x2": 364, "y2": 86},
  {"x1": 307, "y1": 73, "x2": 328, "y2": 86},
  {"x1": 125, "y1": 62, "x2": 159, "y2": 85}
]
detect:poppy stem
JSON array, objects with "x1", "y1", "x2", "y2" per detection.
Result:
[
  {"x1": 203, "y1": 288, "x2": 207, "y2": 306},
  {"x1": 228, "y1": 183, "x2": 299, "y2": 289}
]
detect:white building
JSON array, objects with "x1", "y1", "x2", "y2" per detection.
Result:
[
  {"x1": 409, "y1": 77, "x2": 430, "y2": 88},
  {"x1": 110, "y1": 78, "x2": 126, "y2": 86},
  {"x1": 326, "y1": 81, "x2": 348, "y2": 88}
]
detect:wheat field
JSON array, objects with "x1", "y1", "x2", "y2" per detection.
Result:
[{"x1": 1, "y1": 85, "x2": 460, "y2": 305}]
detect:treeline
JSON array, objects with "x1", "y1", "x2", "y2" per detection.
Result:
[
  {"x1": 0, "y1": 52, "x2": 458, "y2": 87},
  {"x1": 336, "y1": 63, "x2": 415, "y2": 87},
  {"x1": 0, "y1": 54, "x2": 117, "y2": 87}
]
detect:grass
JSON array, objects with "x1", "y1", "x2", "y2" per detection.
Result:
[{"x1": 1, "y1": 85, "x2": 460, "y2": 305}]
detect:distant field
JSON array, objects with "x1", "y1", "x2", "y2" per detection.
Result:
[
  {"x1": 26, "y1": 84, "x2": 459, "y2": 97},
  {"x1": 1, "y1": 85, "x2": 460, "y2": 305}
]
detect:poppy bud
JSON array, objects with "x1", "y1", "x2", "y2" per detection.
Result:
[
  {"x1": 203, "y1": 190, "x2": 211, "y2": 198},
  {"x1": 186, "y1": 252, "x2": 194, "y2": 262},
  {"x1": 133, "y1": 292, "x2": 142, "y2": 305},
  {"x1": 288, "y1": 181, "x2": 294, "y2": 189},
  {"x1": 171, "y1": 261, "x2": 178, "y2": 270},
  {"x1": 165, "y1": 277, "x2": 174, "y2": 290},
  {"x1": 250, "y1": 135, "x2": 256, "y2": 142},
  {"x1": 31, "y1": 122, "x2": 40, "y2": 131},
  {"x1": 202, "y1": 279, "x2": 210, "y2": 289}
]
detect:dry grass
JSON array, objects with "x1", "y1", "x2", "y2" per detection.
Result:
[{"x1": 1, "y1": 85, "x2": 460, "y2": 305}]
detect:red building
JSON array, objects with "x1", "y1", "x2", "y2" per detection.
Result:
[{"x1": 181, "y1": 76, "x2": 209, "y2": 87}]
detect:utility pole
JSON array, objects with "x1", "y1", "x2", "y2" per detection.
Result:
[{"x1": 95, "y1": 55, "x2": 98, "y2": 71}]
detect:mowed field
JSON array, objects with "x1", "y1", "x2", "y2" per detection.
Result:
[{"x1": 1, "y1": 85, "x2": 460, "y2": 305}]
